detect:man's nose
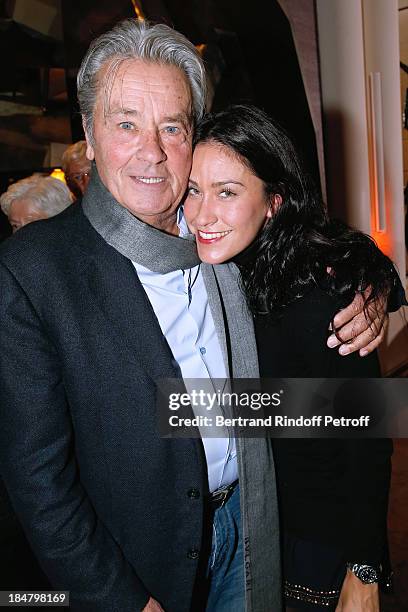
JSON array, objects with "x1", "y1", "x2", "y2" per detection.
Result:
[{"x1": 136, "y1": 131, "x2": 167, "y2": 164}]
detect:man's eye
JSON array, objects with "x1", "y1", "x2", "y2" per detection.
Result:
[
  {"x1": 187, "y1": 186, "x2": 199, "y2": 196},
  {"x1": 119, "y1": 122, "x2": 134, "y2": 130},
  {"x1": 164, "y1": 126, "x2": 180, "y2": 134}
]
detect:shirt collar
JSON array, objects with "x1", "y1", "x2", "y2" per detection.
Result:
[{"x1": 177, "y1": 205, "x2": 190, "y2": 238}]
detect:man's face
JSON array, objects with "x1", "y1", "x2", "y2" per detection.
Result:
[
  {"x1": 85, "y1": 59, "x2": 194, "y2": 234},
  {"x1": 65, "y1": 157, "x2": 91, "y2": 200}
]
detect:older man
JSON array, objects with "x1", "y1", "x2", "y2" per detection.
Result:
[
  {"x1": 0, "y1": 19, "x2": 389, "y2": 612},
  {"x1": 61, "y1": 141, "x2": 92, "y2": 200}
]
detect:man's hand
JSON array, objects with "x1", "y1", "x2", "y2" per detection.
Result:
[
  {"x1": 335, "y1": 570, "x2": 379, "y2": 611},
  {"x1": 142, "y1": 597, "x2": 165, "y2": 612},
  {"x1": 327, "y1": 288, "x2": 388, "y2": 357}
]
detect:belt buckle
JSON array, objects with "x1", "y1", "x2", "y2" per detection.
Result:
[
  {"x1": 217, "y1": 488, "x2": 230, "y2": 509},
  {"x1": 212, "y1": 483, "x2": 234, "y2": 509}
]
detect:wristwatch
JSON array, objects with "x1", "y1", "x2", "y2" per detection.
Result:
[{"x1": 346, "y1": 562, "x2": 381, "y2": 584}]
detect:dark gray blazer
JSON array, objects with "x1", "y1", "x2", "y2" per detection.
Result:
[{"x1": 0, "y1": 204, "x2": 210, "y2": 611}]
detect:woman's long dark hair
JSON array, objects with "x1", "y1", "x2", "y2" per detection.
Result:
[{"x1": 194, "y1": 104, "x2": 396, "y2": 315}]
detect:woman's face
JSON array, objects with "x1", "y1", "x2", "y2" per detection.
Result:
[{"x1": 184, "y1": 142, "x2": 272, "y2": 264}]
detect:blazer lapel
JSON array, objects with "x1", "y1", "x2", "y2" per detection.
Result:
[{"x1": 76, "y1": 223, "x2": 179, "y2": 380}]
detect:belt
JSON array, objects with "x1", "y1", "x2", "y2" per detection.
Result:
[{"x1": 208, "y1": 480, "x2": 239, "y2": 511}]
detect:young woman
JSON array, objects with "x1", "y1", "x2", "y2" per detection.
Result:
[{"x1": 184, "y1": 104, "x2": 395, "y2": 612}]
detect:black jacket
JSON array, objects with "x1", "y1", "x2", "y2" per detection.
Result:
[
  {"x1": 255, "y1": 286, "x2": 392, "y2": 566},
  {"x1": 0, "y1": 205, "x2": 208, "y2": 612}
]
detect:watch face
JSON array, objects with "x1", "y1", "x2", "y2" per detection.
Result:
[{"x1": 356, "y1": 566, "x2": 378, "y2": 583}]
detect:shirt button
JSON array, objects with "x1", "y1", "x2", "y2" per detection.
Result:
[
  {"x1": 199, "y1": 346, "x2": 206, "y2": 355},
  {"x1": 187, "y1": 488, "x2": 200, "y2": 499},
  {"x1": 187, "y1": 549, "x2": 200, "y2": 560}
]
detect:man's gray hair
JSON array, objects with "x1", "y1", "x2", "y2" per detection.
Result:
[
  {"x1": 0, "y1": 174, "x2": 72, "y2": 217},
  {"x1": 77, "y1": 18, "x2": 207, "y2": 142},
  {"x1": 61, "y1": 140, "x2": 88, "y2": 172}
]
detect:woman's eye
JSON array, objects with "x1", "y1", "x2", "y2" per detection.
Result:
[
  {"x1": 119, "y1": 121, "x2": 134, "y2": 130},
  {"x1": 220, "y1": 188, "x2": 235, "y2": 198}
]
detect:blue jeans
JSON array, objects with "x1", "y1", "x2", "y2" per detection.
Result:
[{"x1": 205, "y1": 486, "x2": 245, "y2": 612}]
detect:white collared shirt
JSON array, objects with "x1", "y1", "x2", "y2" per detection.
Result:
[{"x1": 132, "y1": 210, "x2": 237, "y2": 492}]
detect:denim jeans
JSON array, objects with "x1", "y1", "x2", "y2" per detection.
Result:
[{"x1": 205, "y1": 486, "x2": 245, "y2": 612}]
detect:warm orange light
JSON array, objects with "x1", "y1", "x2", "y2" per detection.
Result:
[
  {"x1": 132, "y1": 0, "x2": 145, "y2": 21},
  {"x1": 50, "y1": 168, "x2": 66, "y2": 184},
  {"x1": 371, "y1": 230, "x2": 393, "y2": 257},
  {"x1": 196, "y1": 44, "x2": 206, "y2": 55},
  {"x1": 369, "y1": 181, "x2": 397, "y2": 260}
]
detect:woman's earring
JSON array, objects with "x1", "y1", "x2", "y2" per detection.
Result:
[
  {"x1": 269, "y1": 194, "x2": 282, "y2": 216},
  {"x1": 274, "y1": 194, "x2": 282, "y2": 210}
]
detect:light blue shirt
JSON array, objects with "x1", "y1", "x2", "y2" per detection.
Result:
[{"x1": 132, "y1": 211, "x2": 238, "y2": 492}]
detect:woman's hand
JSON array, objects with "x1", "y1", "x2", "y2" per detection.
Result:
[{"x1": 335, "y1": 569, "x2": 379, "y2": 611}]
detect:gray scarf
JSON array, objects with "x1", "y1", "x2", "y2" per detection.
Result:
[
  {"x1": 82, "y1": 165, "x2": 200, "y2": 273},
  {"x1": 82, "y1": 167, "x2": 282, "y2": 612}
]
